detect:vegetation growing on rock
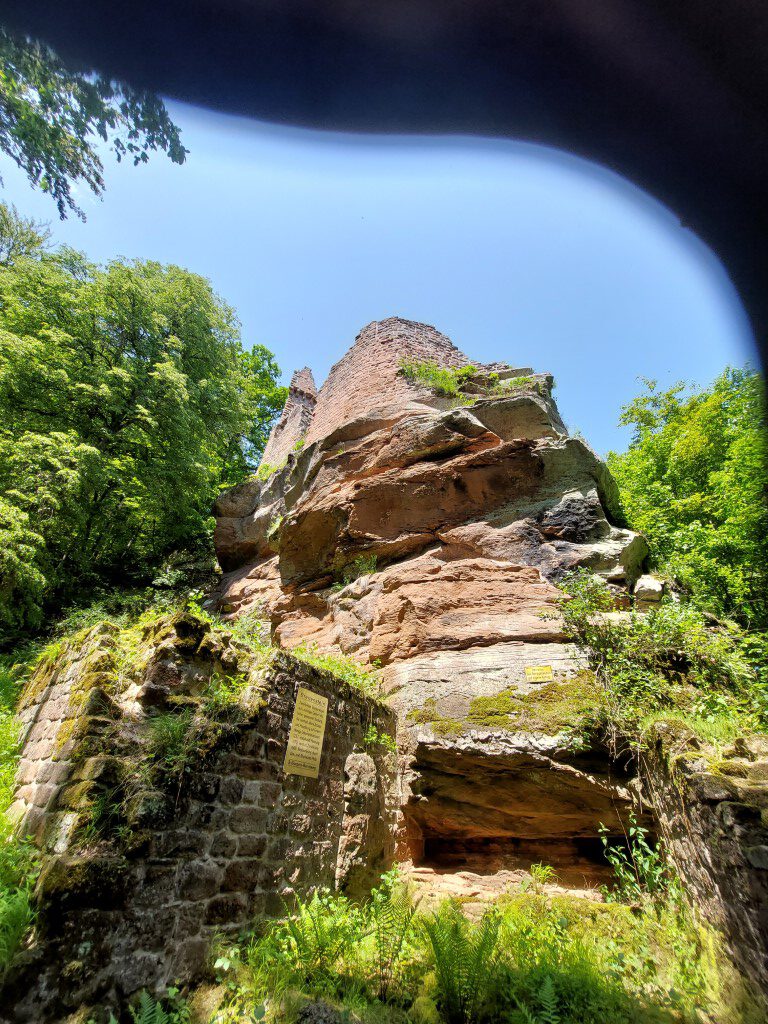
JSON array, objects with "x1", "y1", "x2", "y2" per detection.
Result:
[{"x1": 557, "y1": 570, "x2": 767, "y2": 743}]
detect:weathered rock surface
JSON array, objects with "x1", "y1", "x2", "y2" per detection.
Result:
[
  {"x1": 213, "y1": 319, "x2": 646, "y2": 687},
  {"x1": 211, "y1": 318, "x2": 651, "y2": 885}
]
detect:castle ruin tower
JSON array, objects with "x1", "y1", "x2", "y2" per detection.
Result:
[
  {"x1": 304, "y1": 317, "x2": 469, "y2": 445},
  {"x1": 261, "y1": 366, "x2": 317, "y2": 467}
]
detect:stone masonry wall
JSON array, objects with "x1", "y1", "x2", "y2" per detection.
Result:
[
  {"x1": 642, "y1": 727, "x2": 768, "y2": 1005},
  {"x1": 5, "y1": 643, "x2": 398, "y2": 1022},
  {"x1": 10, "y1": 625, "x2": 119, "y2": 848},
  {"x1": 304, "y1": 318, "x2": 469, "y2": 446},
  {"x1": 261, "y1": 367, "x2": 317, "y2": 469}
]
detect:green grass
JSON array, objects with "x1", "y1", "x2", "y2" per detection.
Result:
[
  {"x1": 291, "y1": 643, "x2": 382, "y2": 698},
  {"x1": 399, "y1": 360, "x2": 477, "y2": 399}
]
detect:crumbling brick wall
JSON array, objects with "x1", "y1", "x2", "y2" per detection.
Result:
[
  {"x1": 5, "y1": 634, "x2": 398, "y2": 1022},
  {"x1": 303, "y1": 318, "x2": 470, "y2": 447},
  {"x1": 10, "y1": 624, "x2": 119, "y2": 847},
  {"x1": 261, "y1": 366, "x2": 317, "y2": 468}
]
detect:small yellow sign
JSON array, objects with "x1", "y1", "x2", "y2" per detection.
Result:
[
  {"x1": 284, "y1": 687, "x2": 329, "y2": 778},
  {"x1": 524, "y1": 665, "x2": 554, "y2": 683}
]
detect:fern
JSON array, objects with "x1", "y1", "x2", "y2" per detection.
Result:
[
  {"x1": 537, "y1": 975, "x2": 560, "y2": 1024},
  {"x1": 130, "y1": 991, "x2": 169, "y2": 1024},
  {"x1": 423, "y1": 901, "x2": 500, "y2": 1024},
  {"x1": 280, "y1": 889, "x2": 361, "y2": 984},
  {"x1": 369, "y1": 867, "x2": 418, "y2": 999},
  {"x1": 513, "y1": 976, "x2": 561, "y2": 1024}
]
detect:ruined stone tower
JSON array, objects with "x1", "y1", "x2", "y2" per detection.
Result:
[{"x1": 261, "y1": 366, "x2": 317, "y2": 467}]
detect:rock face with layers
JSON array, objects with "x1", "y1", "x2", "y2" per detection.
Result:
[
  {"x1": 214, "y1": 317, "x2": 646, "y2": 711},
  {"x1": 213, "y1": 319, "x2": 768, "y2": 1002},
  {"x1": 212, "y1": 317, "x2": 650, "y2": 888}
]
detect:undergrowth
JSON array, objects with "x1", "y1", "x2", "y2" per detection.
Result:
[
  {"x1": 399, "y1": 360, "x2": 476, "y2": 399},
  {"x1": 557, "y1": 570, "x2": 768, "y2": 743},
  {"x1": 291, "y1": 643, "x2": 382, "y2": 699},
  {"x1": 0, "y1": 679, "x2": 38, "y2": 976},
  {"x1": 399, "y1": 360, "x2": 548, "y2": 405},
  {"x1": 198, "y1": 857, "x2": 752, "y2": 1024}
]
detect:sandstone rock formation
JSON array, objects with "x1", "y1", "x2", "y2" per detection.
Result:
[
  {"x1": 214, "y1": 318, "x2": 646, "y2": 702},
  {"x1": 7, "y1": 318, "x2": 767, "y2": 1018},
  {"x1": 212, "y1": 317, "x2": 650, "y2": 883}
]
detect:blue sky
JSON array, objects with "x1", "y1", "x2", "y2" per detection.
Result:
[{"x1": 0, "y1": 100, "x2": 756, "y2": 454}]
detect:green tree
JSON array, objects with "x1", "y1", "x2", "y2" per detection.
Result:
[
  {"x1": 0, "y1": 204, "x2": 284, "y2": 639},
  {"x1": 0, "y1": 28, "x2": 186, "y2": 219},
  {"x1": 607, "y1": 369, "x2": 768, "y2": 628}
]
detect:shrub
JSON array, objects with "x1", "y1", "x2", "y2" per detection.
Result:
[
  {"x1": 557, "y1": 570, "x2": 766, "y2": 737},
  {"x1": 422, "y1": 902, "x2": 501, "y2": 1024},
  {"x1": 599, "y1": 813, "x2": 672, "y2": 906},
  {"x1": 399, "y1": 360, "x2": 476, "y2": 399},
  {"x1": 363, "y1": 725, "x2": 398, "y2": 755}
]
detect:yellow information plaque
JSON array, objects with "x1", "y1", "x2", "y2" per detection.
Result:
[
  {"x1": 283, "y1": 687, "x2": 329, "y2": 778},
  {"x1": 524, "y1": 665, "x2": 554, "y2": 682}
]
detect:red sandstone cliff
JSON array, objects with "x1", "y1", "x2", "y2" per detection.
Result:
[{"x1": 213, "y1": 317, "x2": 646, "y2": 714}]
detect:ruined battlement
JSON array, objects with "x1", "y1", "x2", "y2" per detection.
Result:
[
  {"x1": 261, "y1": 318, "x2": 469, "y2": 463},
  {"x1": 261, "y1": 366, "x2": 317, "y2": 467}
]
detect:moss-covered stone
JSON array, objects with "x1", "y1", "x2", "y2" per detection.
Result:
[
  {"x1": 37, "y1": 854, "x2": 131, "y2": 912},
  {"x1": 57, "y1": 781, "x2": 99, "y2": 812},
  {"x1": 467, "y1": 672, "x2": 604, "y2": 736}
]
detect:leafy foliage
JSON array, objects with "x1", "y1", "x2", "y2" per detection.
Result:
[
  {"x1": 207, "y1": 868, "x2": 746, "y2": 1024},
  {"x1": 0, "y1": 204, "x2": 285, "y2": 641},
  {"x1": 126, "y1": 989, "x2": 190, "y2": 1024},
  {"x1": 423, "y1": 902, "x2": 501, "y2": 1024},
  {"x1": 370, "y1": 867, "x2": 419, "y2": 999},
  {"x1": 341, "y1": 554, "x2": 378, "y2": 585},
  {"x1": 0, "y1": 681, "x2": 38, "y2": 974},
  {"x1": 399, "y1": 360, "x2": 476, "y2": 398},
  {"x1": 599, "y1": 813, "x2": 672, "y2": 906},
  {"x1": 558, "y1": 570, "x2": 766, "y2": 737},
  {"x1": 607, "y1": 369, "x2": 768, "y2": 629},
  {"x1": 0, "y1": 29, "x2": 186, "y2": 219},
  {"x1": 363, "y1": 725, "x2": 398, "y2": 755}
]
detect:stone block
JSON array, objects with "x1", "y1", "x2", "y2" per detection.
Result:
[
  {"x1": 259, "y1": 781, "x2": 283, "y2": 807},
  {"x1": 239, "y1": 731, "x2": 267, "y2": 757},
  {"x1": 241, "y1": 780, "x2": 262, "y2": 804},
  {"x1": 222, "y1": 859, "x2": 270, "y2": 892},
  {"x1": 633, "y1": 574, "x2": 664, "y2": 602},
  {"x1": 237, "y1": 834, "x2": 268, "y2": 857},
  {"x1": 230, "y1": 806, "x2": 269, "y2": 834},
  {"x1": 176, "y1": 860, "x2": 222, "y2": 900},
  {"x1": 169, "y1": 936, "x2": 210, "y2": 979},
  {"x1": 219, "y1": 776, "x2": 245, "y2": 805},
  {"x1": 205, "y1": 893, "x2": 248, "y2": 926},
  {"x1": 210, "y1": 832, "x2": 238, "y2": 858},
  {"x1": 153, "y1": 828, "x2": 208, "y2": 859}
]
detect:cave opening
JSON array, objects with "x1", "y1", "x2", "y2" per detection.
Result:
[{"x1": 404, "y1": 742, "x2": 653, "y2": 895}]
